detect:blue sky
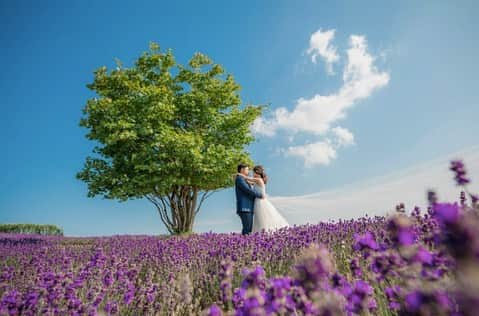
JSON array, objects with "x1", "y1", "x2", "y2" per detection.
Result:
[{"x1": 1, "y1": 0, "x2": 478, "y2": 236}]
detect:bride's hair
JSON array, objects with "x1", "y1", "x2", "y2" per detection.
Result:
[{"x1": 253, "y1": 165, "x2": 268, "y2": 184}]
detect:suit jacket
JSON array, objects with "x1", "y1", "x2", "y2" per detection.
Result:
[{"x1": 235, "y1": 176, "x2": 263, "y2": 213}]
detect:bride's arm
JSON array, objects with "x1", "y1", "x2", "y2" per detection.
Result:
[{"x1": 236, "y1": 173, "x2": 263, "y2": 185}]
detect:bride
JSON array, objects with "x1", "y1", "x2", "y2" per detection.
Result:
[{"x1": 237, "y1": 165, "x2": 289, "y2": 233}]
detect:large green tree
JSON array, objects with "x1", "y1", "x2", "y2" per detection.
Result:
[{"x1": 77, "y1": 42, "x2": 263, "y2": 234}]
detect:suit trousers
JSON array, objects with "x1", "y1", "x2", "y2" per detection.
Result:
[{"x1": 237, "y1": 211, "x2": 253, "y2": 235}]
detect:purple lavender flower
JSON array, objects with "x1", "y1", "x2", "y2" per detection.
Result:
[
  {"x1": 267, "y1": 276, "x2": 292, "y2": 300},
  {"x1": 232, "y1": 288, "x2": 246, "y2": 309},
  {"x1": 204, "y1": 303, "x2": 223, "y2": 316},
  {"x1": 240, "y1": 266, "x2": 266, "y2": 291},
  {"x1": 413, "y1": 246, "x2": 434, "y2": 266},
  {"x1": 471, "y1": 193, "x2": 478, "y2": 206},
  {"x1": 385, "y1": 286, "x2": 401, "y2": 310},
  {"x1": 427, "y1": 190, "x2": 438, "y2": 205},
  {"x1": 411, "y1": 206, "x2": 421, "y2": 218},
  {"x1": 344, "y1": 280, "x2": 376, "y2": 314},
  {"x1": 293, "y1": 244, "x2": 334, "y2": 293},
  {"x1": 353, "y1": 232, "x2": 379, "y2": 252},
  {"x1": 0, "y1": 290, "x2": 20, "y2": 315},
  {"x1": 371, "y1": 252, "x2": 400, "y2": 281},
  {"x1": 1, "y1": 174, "x2": 476, "y2": 316},
  {"x1": 433, "y1": 202, "x2": 460, "y2": 225},
  {"x1": 398, "y1": 228, "x2": 415, "y2": 246},
  {"x1": 349, "y1": 257, "x2": 362, "y2": 278},
  {"x1": 450, "y1": 160, "x2": 470, "y2": 186},
  {"x1": 264, "y1": 276, "x2": 295, "y2": 314},
  {"x1": 102, "y1": 271, "x2": 113, "y2": 287},
  {"x1": 405, "y1": 290, "x2": 424, "y2": 311},
  {"x1": 104, "y1": 301, "x2": 119, "y2": 314},
  {"x1": 219, "y1": 259, "x2": 233, "y2": 306},
  {"x1": 403, "y1": 289, "x2": 455, "y2": 315},
  {"x1": 460, "y1": 191, "x2": 467, "y2": 206},
  {"x1": 387, "y1": 215, "x2": 416, "y2": 247}
]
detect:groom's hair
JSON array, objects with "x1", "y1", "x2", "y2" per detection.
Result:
[{"x1": 237, "y1": 163, "x2": 248, "y2": 173}]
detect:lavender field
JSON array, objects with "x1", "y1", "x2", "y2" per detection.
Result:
[{"x1": 1, "y1": 161, "x2": 478, "y2": 316}]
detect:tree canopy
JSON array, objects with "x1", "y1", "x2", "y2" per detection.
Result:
[{"x1": 76, "y1": 42, "x2": 263, "y2": 234}]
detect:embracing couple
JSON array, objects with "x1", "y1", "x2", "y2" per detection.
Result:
[{"x1": 234, "y1": 163, "x2": 289, "y2": 235}]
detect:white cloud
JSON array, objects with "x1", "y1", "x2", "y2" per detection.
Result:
[
  {"x1": 332, "y1": 126, "x2": 355, "y2": 146},
  {"x1": 284, "y1": 140, "x2": 337, "y2": 167},
  {"x1": 283, "y1": 127, "x2": 355, "y2": 167},
  {"x1": 252, "y1": 30, "x2": 390, "y2": 167},
  {"x1": 254, "y1": 34, "x2": 389, "y2": 137},
  {"x1": 306, "y1": 28, "x2": 340, "y2": 75},
  {"x1": 251, "y1": 117, "x2": 277, "y2": 137}
]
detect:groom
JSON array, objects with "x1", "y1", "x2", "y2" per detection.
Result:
[{"x1": 235, "y1": 163, "x2": 264, "y2": 235}]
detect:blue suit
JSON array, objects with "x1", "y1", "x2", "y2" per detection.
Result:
[{"x1": 235, "y1": 176, "x2": 263, "y2": 235}]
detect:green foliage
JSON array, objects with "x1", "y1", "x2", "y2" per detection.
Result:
[
  {"x1": 77, "y1": 42, "x2": 264, "y2": 233},
  {"x1": 0, "y1": 223, "x2": 64, "y2": 236}
]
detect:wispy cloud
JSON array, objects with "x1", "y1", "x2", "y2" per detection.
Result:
[
  {"x1": 252, "y1": 29, "x2": 390, "y2": 167},
  {"x1": 270, "y1": 146, "x2": 479, "y2": 224}
]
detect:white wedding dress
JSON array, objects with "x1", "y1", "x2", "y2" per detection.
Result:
[{"x1": 252, "y1": 183, "x2": 289, "y2": 233}]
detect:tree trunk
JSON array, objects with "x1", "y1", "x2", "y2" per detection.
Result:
[{"x1": 145, "y1": 186, "x2": 214, "y2": 235}]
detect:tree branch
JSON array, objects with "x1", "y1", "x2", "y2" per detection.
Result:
[{"x1": 195, "y1": 190, "x2": 216, "y2": 214}]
